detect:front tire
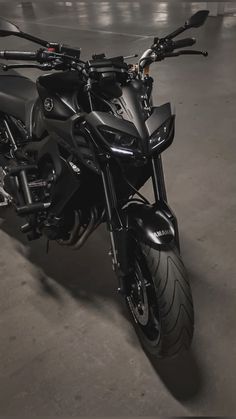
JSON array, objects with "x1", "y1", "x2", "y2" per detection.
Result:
[{"x1": 126, "y1": 243, "x2": 194, "y2": 358}]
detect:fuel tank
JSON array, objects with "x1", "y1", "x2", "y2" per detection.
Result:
[{"x1": 36, "y1": 70, "x2": 85, "y2": 120}]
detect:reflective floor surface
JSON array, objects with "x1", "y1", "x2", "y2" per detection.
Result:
[{"x1": 0, "y1": 1, "x2": 236, "y2": 416}]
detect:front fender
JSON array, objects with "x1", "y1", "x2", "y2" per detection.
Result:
[{"x1": 125, "y1": 203, "x2": 175, "y2": 249}]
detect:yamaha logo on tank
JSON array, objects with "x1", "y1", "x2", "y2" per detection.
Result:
[{"x1": 44, "y1": 97, "x2": 54, "y2": 112}]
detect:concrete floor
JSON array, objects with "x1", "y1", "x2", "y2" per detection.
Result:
[{"x1": 0, "y1": 0, "x2": 236, "y2": 416}]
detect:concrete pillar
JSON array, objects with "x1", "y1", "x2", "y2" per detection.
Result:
[{"x1": 207, "y1": 2, "x2": 226, "y2": 16}]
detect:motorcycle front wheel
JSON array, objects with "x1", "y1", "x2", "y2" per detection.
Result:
[{"x1": 126, "y1": 242, "x2": 194, "y2": 358}]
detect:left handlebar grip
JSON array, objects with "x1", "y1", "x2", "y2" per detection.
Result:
[
  {"x1": 172, "y1": 38, "x2": 196, "y2": 49},
  {"x1": 0, "y1": 51, "x2": 37, "y2": 60}
]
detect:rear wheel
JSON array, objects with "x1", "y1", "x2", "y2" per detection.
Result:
[{"x1": 126, "y1": 243, "x2": 194, "y2": 358}]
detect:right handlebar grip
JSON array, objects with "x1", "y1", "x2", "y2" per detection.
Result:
[
  {"x1": 172, "y1": 38, "x2": 196, "y2": 49},
  {"x1": 0, "y1": 50, "x2": 37, "y2": 60}
]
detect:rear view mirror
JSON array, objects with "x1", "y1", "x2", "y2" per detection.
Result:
[
  {"x1": 0, "y1": 18, "x2": 20, "y2": 37},
  {"x1": 185, "y1": 10, "x2": 209, "y2": 29},
  {"x1": 0, "y1": 17, "x2": 49, "y2": 47}
]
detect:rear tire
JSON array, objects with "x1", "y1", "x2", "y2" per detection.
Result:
[{"x1": 126, "y1": 243, "x2": 194, "y2": 358}]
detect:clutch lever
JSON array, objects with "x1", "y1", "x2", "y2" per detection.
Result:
[{"x1": 1, "y1": 63, "x2": 54, "y2": 71}]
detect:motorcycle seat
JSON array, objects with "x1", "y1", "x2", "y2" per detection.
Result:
[{"x1": 0, "y1": 70, "x2": 38, "y2": 130}]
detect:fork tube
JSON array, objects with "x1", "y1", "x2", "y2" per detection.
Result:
[
  {"x1": 151, "y1": 155, "x2": 167, "y2": 203},
  {"x1": 101, "y1": 162, "x2": 117, "y2": 220},
  {"x1": 101, "y1": 162, "x2": 118, "y2": 265}
]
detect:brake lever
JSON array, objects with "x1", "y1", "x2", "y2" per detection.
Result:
[
  {"x1": 176, "y1": 50, "x2": 208, "y2": 56},
  {"x1": 164, "y1": 50, "x2": 208, "y2": 58}
]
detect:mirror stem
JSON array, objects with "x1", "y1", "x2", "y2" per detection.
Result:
[
  {"x1": 165, "y1": 25, "x2": 187, "y2": 40},
  {"x1": 15, "y1": 32, "x2": 49, "y2": 47}
]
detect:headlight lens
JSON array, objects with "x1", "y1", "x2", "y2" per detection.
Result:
[
  {"x1": 99, "y1": 126, "x2": 140, "y2": 156},
  {"x1": 98, "y1": 117, "x2": 174, "y2": 157},
  {"x1": 149, "y1": 118, "x2": 172, "y2": 150}
]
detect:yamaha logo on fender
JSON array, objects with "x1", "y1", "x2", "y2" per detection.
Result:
[{"x1": 44, "y1": 97, "x2": 54, "y2": 112}]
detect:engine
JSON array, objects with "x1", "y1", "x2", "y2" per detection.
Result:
[
  {"x1": 1, "y1": 132, "x2": 82, "y2": 239},
  {"x1": 0, "y1": 116, "x2": 104, "y2": 248}
]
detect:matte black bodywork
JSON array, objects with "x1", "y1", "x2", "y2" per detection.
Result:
[
  {"x1": 0, "y1": 71, "x2": 37, "y2": 127},
  {"x1": 125, "y1": 203, "x2": 175, "y2": 249},
  {"x1": 36, "y1": 70, "x2": 174, "y2": 158},
  {"x1": 36, "y1": 71, "x2": 85, "y2": 120},
  {"x1": 0, "y1": 66, "x2": 178, "y2": 278},
  {"x1": 35, "y1": 70, "x2": 178, "y2": 263}
]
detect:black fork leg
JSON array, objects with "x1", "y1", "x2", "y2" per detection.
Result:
[
  {"x1": 151, "y1": 155, "x2": 167, "y2": 203},
  {"x1": 151, "y1": 154, "x2": 180, "y2": 250},
  {"x1": 101, "y1": 161, "x2": 119, "y2": 266},
  {"x1": 100, "y1": 161, "x2": 130, "y2": 291}
]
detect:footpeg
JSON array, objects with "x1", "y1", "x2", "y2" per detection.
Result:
[
  {"x1": 6, "y1": 164, "x2": 38, "y2": 175},
  {"x1": 16, "y1": 202, "x2": 51, "y2": 215}
]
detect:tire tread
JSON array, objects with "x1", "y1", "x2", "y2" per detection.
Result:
[{"x1": 138, "y1": 244, "x2": 194, "y2": 357}]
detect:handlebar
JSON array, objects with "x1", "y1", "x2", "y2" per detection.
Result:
[
  {"x1": 0, "y1": 10, "x2": 208, "y2": 78},
  {"x1": 0, "y1": 48, "x2": 85, "y2": 72},
  {"x1": 139, "y1": 34, "x2": 208, "y2": 70},
  {"x1": 172, "y1": 37, "x2": 196, "y2": 49},
  {"x1": 0, "y1": 41, "x2": 208, "y2": 77},
  {"x1": 0, "y1": 48, "x2": 81, "y2": 61},
  {"x1": 0, "y1": 50, "x2": 38, "y2": 60}
]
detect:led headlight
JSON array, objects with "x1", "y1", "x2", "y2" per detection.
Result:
[
  {"x1": 99, "y1": 126, "x2": 140, "y2": 156},
  {"x1": 149, "y1": 118, "x2": 172, "y2": 151}
]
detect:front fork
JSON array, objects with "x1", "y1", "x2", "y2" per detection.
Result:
[
  {"x1": 101, "y1": 154, "x2": 180, "y2": 291},
  {"x1": 151, "y1": 155, "x2": 180, "y2": 250},
  {"x1": 101, "y1": 160, "x2": 133, "y2": 294}
]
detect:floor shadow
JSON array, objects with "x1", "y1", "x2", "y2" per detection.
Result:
[
  {"x1": 147, "y1": 348, "x2": 203, "y2": 401},
  {"x1": 1, "y1": 208, "x2": 203, "y2": 402},
  {"x1": 0, "y1": 208, "x2": 129, "y2": 316}
]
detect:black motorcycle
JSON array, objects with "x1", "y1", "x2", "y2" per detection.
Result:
[{"x1": 0, "y1": 10, "x2": 209, "y2": 357}]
